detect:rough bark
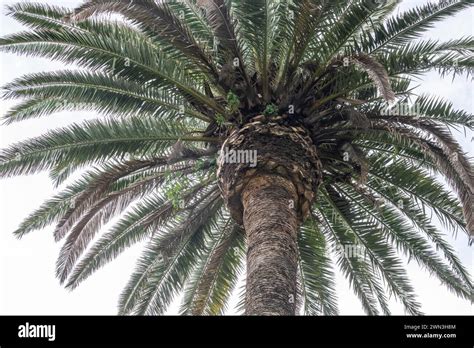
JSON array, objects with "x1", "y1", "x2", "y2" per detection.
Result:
[
  {"x1": 242, "y1": 175, "x2": 299, "y2": 315},
  {"x1": 217, "y1": 119, "x2": 322, "y2": 224},
  {"x1": 217, "y1": 117, "x2": 322, "y2": 316}
]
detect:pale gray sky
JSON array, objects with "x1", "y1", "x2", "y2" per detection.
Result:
[{"x1": 0, "y1": 0, "x2": 472, "y2": 315}]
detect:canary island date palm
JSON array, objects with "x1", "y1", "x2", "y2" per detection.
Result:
[{"x1": 1, "y1": 0, "x2": 473, "y2": 315}]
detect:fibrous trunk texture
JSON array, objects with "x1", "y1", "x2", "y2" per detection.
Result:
[
  {"x1": 217, "y1": 116, "x2": 322, "y2": 316},
  {"x1": 242, "y1": 174, "x2": 299, "y2": 315}
]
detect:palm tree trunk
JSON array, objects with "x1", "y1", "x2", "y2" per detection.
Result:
[
  {"x1": 242, "y1": 174, "x2": 299, "y2": 316},
  {"x1": 217, "y1": 120, "x2": 322, "y2": 316}
]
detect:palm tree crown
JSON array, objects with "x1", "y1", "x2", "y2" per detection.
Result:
[{"x1": 0, "y1": 0, "x2": 473, "y2": 315}]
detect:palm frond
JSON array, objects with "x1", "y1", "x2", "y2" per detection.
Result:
[
  {"x1": 323, "y1": 185, "x2": 423, "y2": 315},
  {"x1": 181, "y1": 218, "x2": 244, "y2": 315},
  {"x1": 298, "y1": 216, "x2": 339, "y2": 315},
  {"x1": 317, "y1": 196, "x2": 383, "y2": 315},
  {"x1": 2, "y1": 70, "x2": 210, "y2": 123},
  {"x1": 118, "y1": 189, "x2": 222, "y2": 315},
  {"x1": 351, "y1": 53, "x2": 395, "y2": 102},
  {"x1": 346, "y1": 181, "x2": 471, "y2": 299},
  {"x1": 0, "y1": 117, "x2": 211, "y2": 178},
  {"x1": 0, "y1": 24, "x2": 223, "y2": 114},
  {"x1": 67, "y1": 0, "x2": 219, "y2": 79},
  {"x1": 366, "y1": 0, "x2": 474, "y2": 53},
  {"x1": 65, "y1": 179, "x2": 214, "y2": 289}
]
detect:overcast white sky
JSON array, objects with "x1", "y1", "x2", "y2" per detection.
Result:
[{"x1": 0, "y1": 0, "x2": 473, "y2": 316}]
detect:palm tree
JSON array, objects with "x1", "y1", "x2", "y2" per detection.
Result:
[{"x1": 1, "y1": 0, "x2": 473, "y2": 316}]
